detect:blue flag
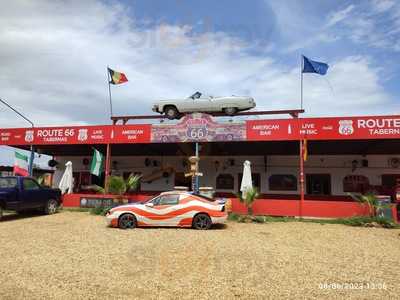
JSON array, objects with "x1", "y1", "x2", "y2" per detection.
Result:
[{"x1": 302, "y1": 55, "x2": 329, "y2": 75}]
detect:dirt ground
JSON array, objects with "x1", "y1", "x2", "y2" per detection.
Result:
[{"x1": 0, "y1": 211, "x2": 399, "y2": 299}]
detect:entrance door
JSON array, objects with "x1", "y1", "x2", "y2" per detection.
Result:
[
  {"x1": 174, "y1": 172, "x2": 192, "y2": 190},
  {"x1": 306, "y1": 174, "x2": 331, "y2": 195},
  {"x1": 381, "y1": 174, "x2": 400, "y2": 195}
]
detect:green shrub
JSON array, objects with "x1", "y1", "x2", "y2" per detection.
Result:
[
  {"x1": 237, "y1": 187, "x2": 259, "y2": 215},
  {"x1": 375, "y1": 217, "x2": 399, "y2": 229},
  {"x1": 228, "y1": 213, "x2": 240, "y2": 221},
  {"x1": 90, "y1": 206, "x2": 112, "y2": 216},
  {"x1": 253, "y1": 216, "x2": 267, "y2": 223},
  {"x1": 126, "y1": 174, "x2": 142, "y2": 193},
  {"x1": 108, "y1": 176, "x2": 126, "y2": 195}
]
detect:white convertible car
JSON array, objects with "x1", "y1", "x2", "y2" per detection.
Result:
[{"x1": 152, "y1": 92, "x2": 256, "y2": 119}]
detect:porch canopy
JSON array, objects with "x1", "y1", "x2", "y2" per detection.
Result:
[{"x1": 11, "y1": 139, "x2": 400, "y2": 157}]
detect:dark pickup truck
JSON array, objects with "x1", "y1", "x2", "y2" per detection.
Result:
[{"x1": 0, "y1": 176, "x2": 61, "y2": 220}]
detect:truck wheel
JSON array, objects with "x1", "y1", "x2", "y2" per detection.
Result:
[
  {"x1": 223, "y1": 107, "x2": 237, "y2": 116},
  {"x1": 44, "y1": 199, "x2": 58, "y2": 215},
  {"x1": 164, "y1": 106, "x2": 179, "y2": 120}
]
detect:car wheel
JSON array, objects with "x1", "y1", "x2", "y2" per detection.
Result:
[
  {"x1": 223, "y1": 107, "x2": 237, "y2": 116},
  {"x1": 0, "y1": 206, "x2": 3, "y2": 221},
  {"x1": 192, "y1": 213, "x2": 212, "y2": 230},
  {"x1": 118, "y1": 214, "x2": 137, "y2": 229},
  {"x1": 44, "y1": 199, "x2": 58, "y2": 215},
  {"x1": 164, "y1": 106, "x2": 179, "y2": 120}
]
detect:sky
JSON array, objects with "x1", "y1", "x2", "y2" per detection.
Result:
[{"x1": 1, "y1": 0, "x2": 400, "y2": 164}]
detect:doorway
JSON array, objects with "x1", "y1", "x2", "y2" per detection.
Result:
[
  {"x1": 174, "y1": 172, "x2": 192, "y2": 190},
  {"x1": 306, "y1": 174, "x2": 331, "y2": 195}
]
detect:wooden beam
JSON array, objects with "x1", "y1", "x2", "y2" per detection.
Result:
[{"x1": 110, "y1": 109, "x2": 305, "y2": 124}]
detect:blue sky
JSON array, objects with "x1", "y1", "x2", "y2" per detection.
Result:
[{"x1": 1, "y1": 0, "x2": 400, "y2": 164}]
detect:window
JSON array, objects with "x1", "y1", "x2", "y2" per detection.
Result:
[
  {"x1": 382, "y1": 174, "x2": 400, "y2": 190},
  {"x1": 216, "y1": 174, "x2": 234, "y2": 189},
  {"x1": 158, "y1": 195, "x2": 179, "y2": 205},
  {"x1": 306, "y1": 174, "x2": 331, "y2": 195},
  {"x1": 0, "y1": 178, "x2": 17, "y2": 188},
  {"x1": 174, "y1": 172, "x2": 192, "y2": 189},
  {"x1": 343, "y1": 175, "x2": 370, "y2": 193},
  {"x1": 23, "y1": 178, "x2": 40, "y2": 190},
  {"x1": 269, "y1": 174, "x2": 297, "y2": 191}
]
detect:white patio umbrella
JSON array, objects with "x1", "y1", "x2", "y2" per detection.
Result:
[
  {"x1": 240, "y1": 160, "x2": 253, "y2": 198},
  {"x1": 59, "y1": 161, "x2": 74, "y2": 194}
]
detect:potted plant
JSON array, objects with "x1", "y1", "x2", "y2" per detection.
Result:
[
  {"x1": 349, "y1": 193, "x2": 380, "y2": 217},
  {"x1": 238, "y1": 187, "x2": 259, "y2": 216},
  {"x1": 108, "y1": 176, "x2": 127, "y2": 205},
  {"x1": 125, "y1": 174, "x2": 142, "y2": 194}
]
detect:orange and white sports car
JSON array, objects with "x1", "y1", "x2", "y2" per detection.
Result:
[{"x1": 106, "y1": 191, "x2": 227, "y2": 230}]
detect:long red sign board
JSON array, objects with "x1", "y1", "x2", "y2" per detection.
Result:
[
  {"x1": 0, "y1": 125, "x2": 151, "y2": 145},
  {"x1": 247, "y1": 115, "x2": 400, "y2": 141},
  {"x1": 0, "y1": 115, "x2": 399, "y2": 146}
]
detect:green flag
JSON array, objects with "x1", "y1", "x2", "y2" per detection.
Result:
[{"x1": 90, "y1": 149, "x2": 103, "y2": 177}]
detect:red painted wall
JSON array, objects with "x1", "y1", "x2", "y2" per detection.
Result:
[
  {"x1": 62, "y1": 193, "x2": 398, "y2": 223},
  {"x1": 231, "y1": 197, "x2": 398, "y2": 221}
]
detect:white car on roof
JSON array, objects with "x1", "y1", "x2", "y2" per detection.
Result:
[{"x1": 152, "y1": 92, "x2": 256, "y2": 119}]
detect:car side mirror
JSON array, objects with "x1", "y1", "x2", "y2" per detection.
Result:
[{"x1": 145, "y1": 202, "x2": 154, "y2": 207}]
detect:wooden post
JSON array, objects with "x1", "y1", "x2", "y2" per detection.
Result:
[{"x1": 104, "y1": 144, "x2": 111, "y2": 193}]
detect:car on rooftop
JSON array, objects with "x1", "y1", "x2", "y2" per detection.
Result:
[
  {"x1": 106, "y1": 191, "x2": 227, "y2": 230},
  {"x1": 152, "y1": 92, "x2": 256, "y2": 119}
]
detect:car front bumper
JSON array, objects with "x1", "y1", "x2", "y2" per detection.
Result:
[{"x1": 106, "y1": 214, "x2": 119, "y2": 227}]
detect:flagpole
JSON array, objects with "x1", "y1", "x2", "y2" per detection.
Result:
[
  {"x1": 107, "y1": 66, "x2": 113, "y2": 121},
  {"x1": 0, "y1": 97, "x2": 35, "y2": 176},
  {"x1": 300, "y1": 55, "x2": 304, "y2": 110}
]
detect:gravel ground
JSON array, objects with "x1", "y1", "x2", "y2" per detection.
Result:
[{"x1": 0, "y1": 211, "x2": 399, "y2": 300}]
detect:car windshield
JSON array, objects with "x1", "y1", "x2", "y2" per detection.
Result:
[
  {"x1": 0, "y1": 177, "x2": 18, "y2": 188},
  {"x1": 140, "y1": 195, "x2": 159, "y2": 204},
  {"x1": 189, "y1": 92, "x2": 202, "y2": 99}
]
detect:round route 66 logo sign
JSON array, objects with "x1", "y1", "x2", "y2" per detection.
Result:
[{"x1": 338, "y1": 120, "x2": 354, "y2": 135}]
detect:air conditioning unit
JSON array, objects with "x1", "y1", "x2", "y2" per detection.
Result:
[{"x1": 389, "y1": 158, "x2": 400, "y2": 168}]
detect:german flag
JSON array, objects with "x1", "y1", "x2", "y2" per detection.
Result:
[{"x1": 108, "y1": 68, "x2": 128, "y2": 85}]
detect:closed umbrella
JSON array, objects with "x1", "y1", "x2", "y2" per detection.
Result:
[
  {"x1": 59, "y1": 161, "x2": 74, "y2": 194},
  {"x1": 240, "y1": 160, "x2": 253, "y2": 198}
]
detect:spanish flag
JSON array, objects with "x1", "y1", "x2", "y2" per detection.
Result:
[{"x1": 108, "y1": 68, "x2": 128, "y2": 85}]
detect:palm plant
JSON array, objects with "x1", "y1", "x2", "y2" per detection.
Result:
[
  {"x1": 238, "y1": 187, "x2": 259, "y2": 215},
  {"x1": 108, "y1": 176, "x2": 127, "y2": 196},
  {"x1": 349, "y1": 193, "x2": 380, "y2": 217},
  {"x1": 125, "y1": 174, "x2": 142, "y2": 193}
]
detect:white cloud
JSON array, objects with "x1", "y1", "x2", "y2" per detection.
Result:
[
  {"x1": 370, "y1": 0, "x2": 395, "y2": 13},
  {"x1": 326, "y1": 4, "x2": 355, "y2": 28},
  {"x1": 324, "y1": 1, "x2": 400, "y2": 52}
]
